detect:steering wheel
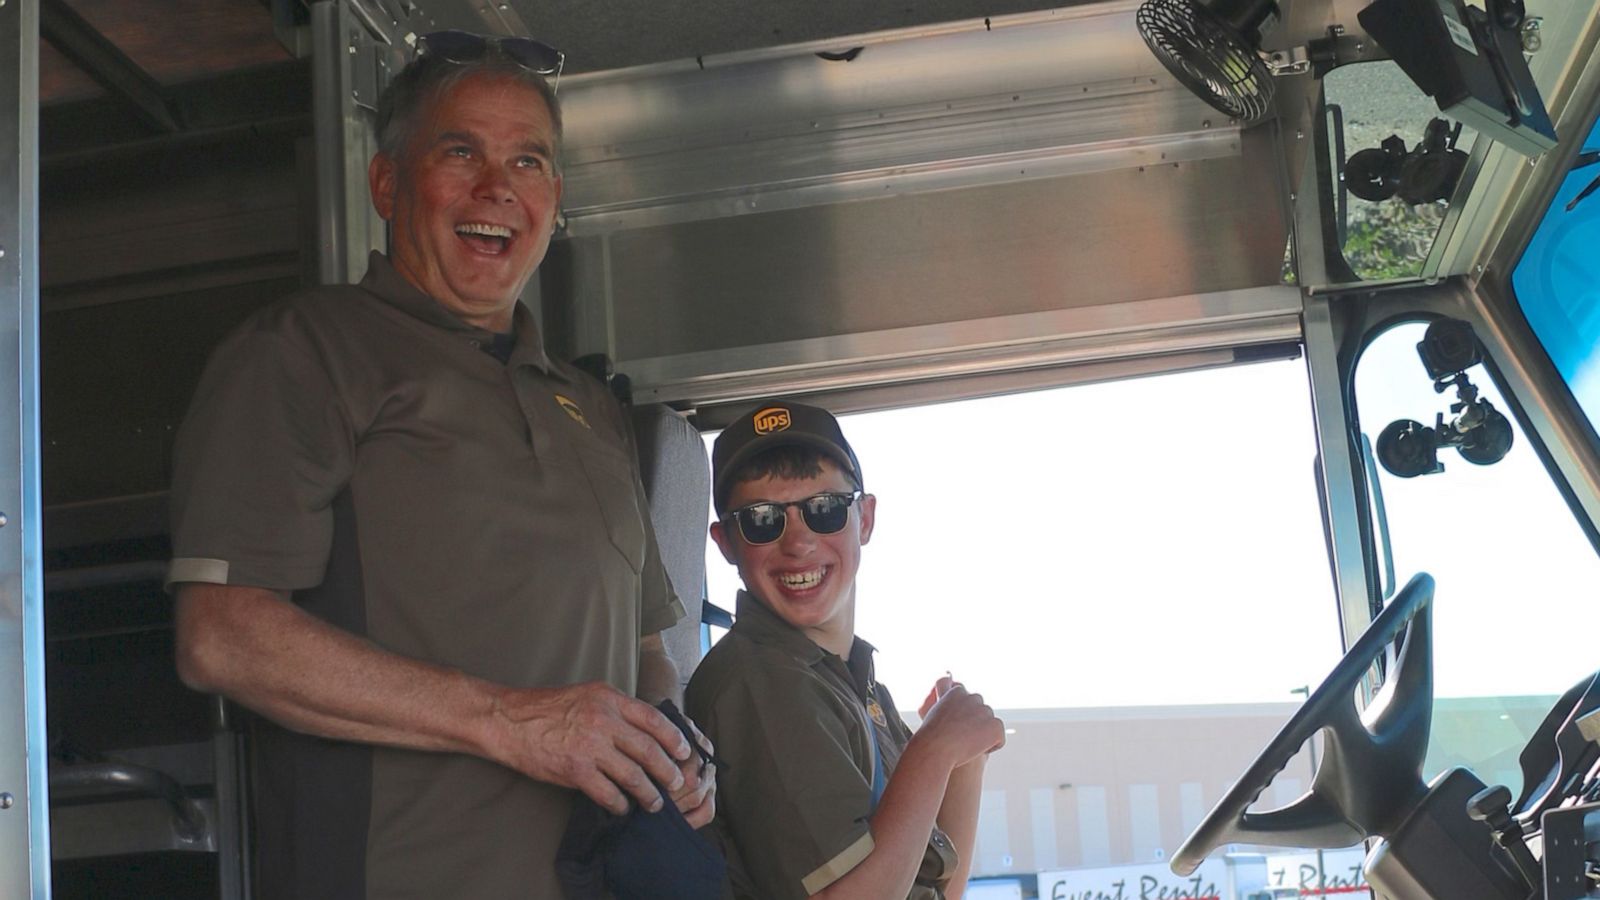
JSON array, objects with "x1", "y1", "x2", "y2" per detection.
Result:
[{"x1": 1171, "y1": 573, "x2": 1436, "y2": 875}]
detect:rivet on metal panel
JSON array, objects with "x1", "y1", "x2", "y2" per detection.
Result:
[
  {"x1": 0, "y1": 793, "x2": 12, "y2": 809},
  {"x1": 1202, "y1": 120, "x2": 1212, "y2": 128},
  {"x1": 0, "y1": 511, "x2": 8, "y2": 527},
  {"x1": 1522, "y1": 18, "x2": 1543, "y2": 53},
  {"x1": 1289, "y1": 193, "x2": 1298, "y2": 203},
  {"x1": 1296, "y1": 130, "x2": 1305, "y2": 140}
]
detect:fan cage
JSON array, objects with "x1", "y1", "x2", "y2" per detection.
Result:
[{"x1": 1137, "y1": 0, "x2": 1276, "y2": 123}]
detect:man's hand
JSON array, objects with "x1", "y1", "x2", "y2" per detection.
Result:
[
  {"x1": 667, "y1": 717, "x2": 718, "y2": 828},
  {"x1": 488, "y1": 682, "x2": 694, "y2": 815}
]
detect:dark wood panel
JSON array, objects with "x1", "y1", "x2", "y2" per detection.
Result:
[
  {"x1": 40, "y1": 35, "x2": 106, "y2": 104},
  {"x1": 62, "y1": 0, "x2": 289, "y2": 86},
  {"x1": 40, "y1": 278, "x2": 298, "y2": 506},
  {"x1": 41, "y1": 135, "x2": 301, "y2": 290}
]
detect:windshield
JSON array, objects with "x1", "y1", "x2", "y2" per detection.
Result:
[{"x1": 1354, "y1": 321, "x2": 1600, "y2": 794}]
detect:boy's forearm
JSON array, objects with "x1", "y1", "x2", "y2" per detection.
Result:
[
  {"x1": 813, "y1": 737, "x2": 955, "y2": 900},
  {"x1": 936, "y1": 757, "x2": 988, "y2": 900}
]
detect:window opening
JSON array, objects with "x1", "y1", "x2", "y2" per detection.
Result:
[
  {"x1": 702, "y1": 359, "x2": 1351, "y2": 893},
  {"x1": 1323, "y1": 61, "x2": 1477, "y2": 281}
]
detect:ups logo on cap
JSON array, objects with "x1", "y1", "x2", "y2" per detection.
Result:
[{"x1": 753, "y1": 407, "x2": 791, "y2": 435}]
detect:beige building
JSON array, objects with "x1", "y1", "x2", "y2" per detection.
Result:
[{"x1": 962, "y1": 696, "x2": 1557, "y2": 882}]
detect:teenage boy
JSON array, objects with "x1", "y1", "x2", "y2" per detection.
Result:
[{"x1": 686, "y1": 401, "x2": 1005, "y2": 900}]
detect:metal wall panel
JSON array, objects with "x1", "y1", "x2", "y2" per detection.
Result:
[
  {"x1": 407, "y1": 0, "x2": 1104, "y2": 73},
  {"x1": 606, "y1": 139, "x2": 1285, "y2": 362},
  {"x1": 548, "y1": 4, "x2": 1290, "y2": 400},
  {"x1": 1303, "y1": 295, "x2": 1381, "y2": 653},
  {"x1": 1427, "y1": 1, "x2": 1600, "y2": 279},
  {"x1": 0, "y1": 0, "x2": 51, "y2": 895},
  {"x1": 311, "y1": 0, "x2": 407, "y2": 285}
]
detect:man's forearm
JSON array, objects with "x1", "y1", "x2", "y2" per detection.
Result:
[
  {"x1": 175, "y1": 582, "x2": 505, "y2": 758},
  {"x1": 175, "y1": 582, "x2": 693, "y2": 815}
]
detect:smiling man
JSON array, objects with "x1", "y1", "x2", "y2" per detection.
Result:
[
  {"x1": 167, "y1": 35, "x2": 710, "y2": 900},
  {"x1": 687, "y1": 401, "x2": 1005, "y2": 900}
]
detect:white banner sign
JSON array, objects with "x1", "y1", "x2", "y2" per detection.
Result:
[
  {"x1": 1037, "y1": 860, "x2": 1228, "y2": 900},
  {"x1": 1263, "y1": 849, "x2": 1369, "y2": 896}
]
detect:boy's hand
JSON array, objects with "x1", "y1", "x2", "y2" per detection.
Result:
[
  {"x1": 668, "y1": 718, "x2": 718, "y2": 828},
  {"x1": 915, "y1": 679, "x2": 1005, "y2": 770},
  {"x1": 918, "y1": 673, "x2": 956, "y2": 719}
]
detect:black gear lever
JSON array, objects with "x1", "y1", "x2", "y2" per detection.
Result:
[{"x1": 1466, "y1": 784, "x2": 1541, "y2": 890}]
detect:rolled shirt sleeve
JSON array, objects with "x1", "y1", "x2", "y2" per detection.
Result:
[
  {"x1": 168, "y1": 310, "x2": 354, "y2": 592},
  {"x1": 698, "y1": 667, "x2": 878, "y2": 899},
  {"x1": 592, "y1": 388, "x2": 685, "y2": 637}
]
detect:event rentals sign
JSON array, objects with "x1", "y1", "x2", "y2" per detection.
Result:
[
  {"x1": 1037, "y1": 860, "x2": 1229, "y2": 900},
  {"x1": 1263, "y1": 849, "x2": 1370, "y2": 895}
]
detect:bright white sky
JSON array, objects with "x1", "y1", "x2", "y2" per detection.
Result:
[{"x1": 703, "y1": 330, "x2": 1600, "y2": 716}]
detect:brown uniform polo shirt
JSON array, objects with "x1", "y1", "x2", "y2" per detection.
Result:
[
  {"x1": 169, "y1": 252, "x2": 683, "y2": 900},
  {"x1": 685, "y1": 591, "x2": 956, "y2": 900}
]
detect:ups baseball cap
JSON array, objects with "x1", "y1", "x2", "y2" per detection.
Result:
[{"x1": 712, "y1": 401, "x2": 864, "y2": 514}]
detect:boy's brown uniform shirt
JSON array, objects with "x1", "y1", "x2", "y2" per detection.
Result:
[{"x1": 686, "y1": 590, "x2": 957, "y2": 900}]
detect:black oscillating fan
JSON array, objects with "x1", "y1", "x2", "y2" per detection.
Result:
[{"x1": 1136, "y1": 0, "x2": 1281, "y2": 123}]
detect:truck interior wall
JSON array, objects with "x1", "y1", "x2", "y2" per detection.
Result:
[
  {"x1": 39, "y1": 121, "x2": 309, "y2": 506},
  {"x1": 585, "y1": 132, "x2": 1287, "y2": 364},
  {"x1": 36, "y1": 105, "x2": 311, "y2": 897}
]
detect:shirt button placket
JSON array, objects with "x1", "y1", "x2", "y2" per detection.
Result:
[{"x1": 512, "y1": 369, "x2": 552, "y2": 456}]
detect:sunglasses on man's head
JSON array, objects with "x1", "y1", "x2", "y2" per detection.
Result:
[
  {"x1": 724, "y1": 492, "x2": 861, "y2": 545},
  {"x1": 416, "y1": 30, "x2": 565, "y2": 87}
]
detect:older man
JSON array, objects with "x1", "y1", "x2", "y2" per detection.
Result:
[{"x1": 169, "y1": 34, "x2": 711, "y2": 900}]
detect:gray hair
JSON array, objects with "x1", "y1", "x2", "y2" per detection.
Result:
[{"x1": 375, "y1": 49, "x2": 563, "y2": 171}]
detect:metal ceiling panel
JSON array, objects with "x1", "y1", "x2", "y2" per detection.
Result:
[
  {"x1": 558, "y1": 3, "x2": 1241, "y2": 236},
  {"x1": 403, "y1": 0, "x2": 1096, "y2": 73}
]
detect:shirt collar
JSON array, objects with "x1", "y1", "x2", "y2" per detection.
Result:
[
  {"x1": 731, "y1": 590, "x2": 878, "y2": 694},
  {"x1": 359, "y1": 251, "x2": 559, "y2": 376}
]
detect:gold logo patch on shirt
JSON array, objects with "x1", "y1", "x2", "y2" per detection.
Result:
[
  {"x1": 555, "y1": 394, "x2": 590, "y2": 429},
  {"x1": 866, "y1": 698, "x2": 888, "y2": 728},
  {"x1": 753, "y1": 406, "x2": 791, "y2": 435}
]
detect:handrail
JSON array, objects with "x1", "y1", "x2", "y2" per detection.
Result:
[
  {"x1": 49, "y1": 761, "x2": 208, "y2": 842},
  {"x1": 43, "y1": 560, "x2": 167, "y2": 592}
]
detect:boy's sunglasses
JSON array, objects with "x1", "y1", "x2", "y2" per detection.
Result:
[
  {"x1": 415, "y1": 30, "x2": 565, "y2": 89},
  {"x1": 724, "y1": 492, "x2": 861, "y2": 545}
]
